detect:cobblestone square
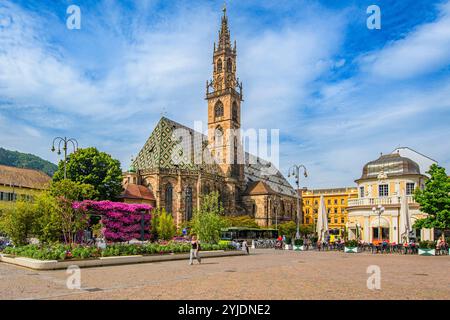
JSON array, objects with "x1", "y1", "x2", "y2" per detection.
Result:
[{"x1": 0, "y1": 250, "x2": 448, "y2": 300}]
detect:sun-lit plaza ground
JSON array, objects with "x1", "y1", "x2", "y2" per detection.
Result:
[{"x1": 0, "y1": 249, "x2": 448, "y2": 300}]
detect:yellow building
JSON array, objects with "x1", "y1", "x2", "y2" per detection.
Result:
[
  {"x1": 0, "y1": 165, "x2": 51, "y2": 209},
  {"x1": 301, "y1": 187, "x2": 358, "y2": 239}
]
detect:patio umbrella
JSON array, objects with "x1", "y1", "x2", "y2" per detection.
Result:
[
  {"x1": 399, "y1": 193, "x2": 411, "y2": 243},
  {"x1": 316, "y1": 195, "x2": 328, "y2": 242}
]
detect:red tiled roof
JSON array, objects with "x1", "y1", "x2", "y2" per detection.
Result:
[
  {"x1": 0, "y1": 165, "x2": 51, "y2": 190},
  {"x1": 119, "y1": 184, "x2": 155, "y2": 201},
  {"x1": 244, "y1": 181, "x2": 276, "y2": 196}
]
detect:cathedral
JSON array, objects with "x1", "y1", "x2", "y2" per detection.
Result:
[{"x1": 122, "y1": 7, "x2": 297, "y2": 228}]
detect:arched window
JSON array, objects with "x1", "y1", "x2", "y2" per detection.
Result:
[
  {"x1": 203, "y1": 184, "x2": 210, "y2": 195},
  {"x1": 215, "y1": 101, "x2": 224, "y2": 118},
  {"x1": 232, "y1": 102, "x2": 238, "y2": 121},
  {"x1": 215, "y1": 126, "x2": 224, "y2": 147},
  {"x1": 217, "y1": 59, "x2": 223, "y2": 72},
  {"x1": 165, "y1": 183, "x2": 173, "y2": 214},
  {"x1": 185, "y1": 187, "x2": 193, "y2": 221},
  {"x1": 227, "y1": 58, "x2": 232, "y2": 72}
]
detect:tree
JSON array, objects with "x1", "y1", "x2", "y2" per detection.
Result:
[
  {"x1": 190, "y1": 192, "x2": 226, "y2": 244},
  {"x1": 224, "y1": 215, "x2": 260, "y2": 229},
  {"x1": 298, "y1": 224, "x2": 314, "y2": 236},
  {"x1": 53, "y1": 147, "x2": 122, "y2": 200},
  {"x1": 278, "y1": 221, "x2": 297, "y2": 239},
  {"x1": 58, "y1": 197, "x2": 89, "y2": 245},
  {"x1": 151, "y1": 208, "x2": 161, "y2": 241},
  {"x1": 0, "y1": 200, "x2": 37, "y2": 246},
  {"x1": 49, "y1": 179, "x2": 98, "y2": 201},
  {"x1": 33, "y1": 192, "x2": 63, "y2": 244},
  {"x1": 157, "y1": 209, "x2": 176, "y2": 241},
  {"x1": 413, "y1": 164, "x2": 450, "y2": 230}
]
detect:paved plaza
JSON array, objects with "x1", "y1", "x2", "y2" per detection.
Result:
[{"x1": 0, "y1": 249, "x2": 449, "y2": 300}]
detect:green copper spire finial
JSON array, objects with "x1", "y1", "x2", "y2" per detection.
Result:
[{"x1": 128, "y1": 156, "x2": 136, "y2": 173}]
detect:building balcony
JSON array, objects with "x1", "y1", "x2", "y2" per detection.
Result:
[{"x1": 347, "y1": 195, "x2": 416, "y2": 207}]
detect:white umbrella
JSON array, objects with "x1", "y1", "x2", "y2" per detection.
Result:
[
  {"x1": 399, "y1": 193, "x2": 411, "y2": 243},
  {"x1": 316, "y1": 195, "x2": 329, "y2": 242}
]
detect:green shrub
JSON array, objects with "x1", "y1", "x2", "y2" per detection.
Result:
[
  {"x1": 345, "y1": 240, "x2": 358, "y2": 247},
  {"x1": 419, "y1": 241, "x2": 436, "y2": 249},
  {"x1": 157, "y1": 209, "x2": 176, "y2": 241}
]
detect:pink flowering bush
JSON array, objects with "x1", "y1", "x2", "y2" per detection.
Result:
[{"x1": 73, "y1": 201, "x2": 152, "y2": 242}]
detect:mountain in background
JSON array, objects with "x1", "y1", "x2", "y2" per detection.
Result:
[{"x1": 0, "y1": 147, "x2": 57, "y2": 177}]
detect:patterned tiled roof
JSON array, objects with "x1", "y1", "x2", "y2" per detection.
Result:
[
  {"x1": 134, "y1": 117, "x2": 296, "y2": 198},
  {"x1": 0, "y1": 165, "x2": 51, "y2": 190}
]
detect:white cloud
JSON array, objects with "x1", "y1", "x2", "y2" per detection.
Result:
[
  {"x1": 360, "y1": 1, "x2": 450, "y2": 80},
  {"x1": 0, "y1": 0, "x2": 449, "y2": 189}
]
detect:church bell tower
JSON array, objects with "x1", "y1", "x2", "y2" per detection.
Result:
[{"x1": 206, "y1": 5, "x2": 244, "y2": 182}]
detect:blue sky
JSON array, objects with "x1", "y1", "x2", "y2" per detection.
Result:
[{"x1": 1, "y1": 0, "x2": 450, "y2": 188}]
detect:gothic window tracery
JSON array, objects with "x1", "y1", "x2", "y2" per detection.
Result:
[
  {"x1": 165, "y1": 183, "x2": 173, "y2": 214},
  {"x1": 215, "y1": 101, "x2": 224, "y2": 118},
  {"x1": 185, "y1": 186, "x2": 193, "y2": 221},
  {"x1": 227, "y1": 58, "x2": 232, "y2": 73}
]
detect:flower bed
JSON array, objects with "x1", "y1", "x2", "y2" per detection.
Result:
[
  {"x1": 73, "y1": 201, "x2": 152, "y2": 242},
  {"x1": 1, "y1": 242, "x2": 236, "y2": 261}
]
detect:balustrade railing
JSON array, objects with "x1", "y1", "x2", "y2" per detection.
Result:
[{"x1": 348, "y1": 196, "x2": 416, "y2": 207}]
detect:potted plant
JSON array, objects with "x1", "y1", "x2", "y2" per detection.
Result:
[
  {"x1": 284, "y1": 238, "x2": 293, "y2": 250},
  {"x1": 418, "y1": 241, "x2": 436, "y2": 256},
  {"x1": 293, "y1": 239, "x2": 304, "y2": 251},
  {"x1": 344, "y1": 240, "x2": 359, "y2": 253}
]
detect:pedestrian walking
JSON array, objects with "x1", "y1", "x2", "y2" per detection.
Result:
[
  {"x1": 242, "y1": 240, "x2": 249, "y2": 254},
  {"x1": 189, "y1": 235, "x2": 201, "y2": 265}
]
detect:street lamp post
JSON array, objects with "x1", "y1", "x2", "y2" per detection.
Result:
[
  {"x1": 288, "y1": 164, "x2": 308, "y2": 239},
  {"x1": 51, "y1": 137, "x2": 79, "y2": 179},
  {"x1": 372, "y1": 204, "x2": 385, "y2": 242}
]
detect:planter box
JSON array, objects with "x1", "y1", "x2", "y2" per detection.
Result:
[
  {"x1": 418, "y1": 248, "x2": 435, "y2": 256},
  {"x1": 293, "y1": 245, "x2": 305, "y2": 251},
  {"x1": 0, "y1": 250, "x2": 246, "y2": 270},
  {"x1": 344, "y1": 247, "x2": 360, "y2": 253},
  {"x1": 284, "y1": 244, "x2": 292, "y2": 250}
]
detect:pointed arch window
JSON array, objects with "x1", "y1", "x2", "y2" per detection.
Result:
[
  {"x1": 215, "y1": 126, "x2": 224, "y2": 147},
  {"x1": 165, "y1": 183, "x2": 173, "y2": 214},
  {"x1": 185, "y1": 187, "x2": 193, "y2": 221},
  {"x1": 215, "y1": 101, "x2": 224, "y2": 118},
  {"x1": 232, "y1": 101, "x2": 238, "y2": 122},
  {"x1": 217, "y1": 59, "x2": 223, "y2": 72},
  {"x1": 227, "y1": 58, "x2": 232, "y2": 73}
]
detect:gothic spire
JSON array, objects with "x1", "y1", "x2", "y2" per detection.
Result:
[{"x1": 218, "y1": 3, "x2": 231, "y2": 52}]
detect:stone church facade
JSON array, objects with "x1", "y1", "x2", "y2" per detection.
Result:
[{"x1": 123, "y1": 7, "x2": 297, "y2": 228}]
